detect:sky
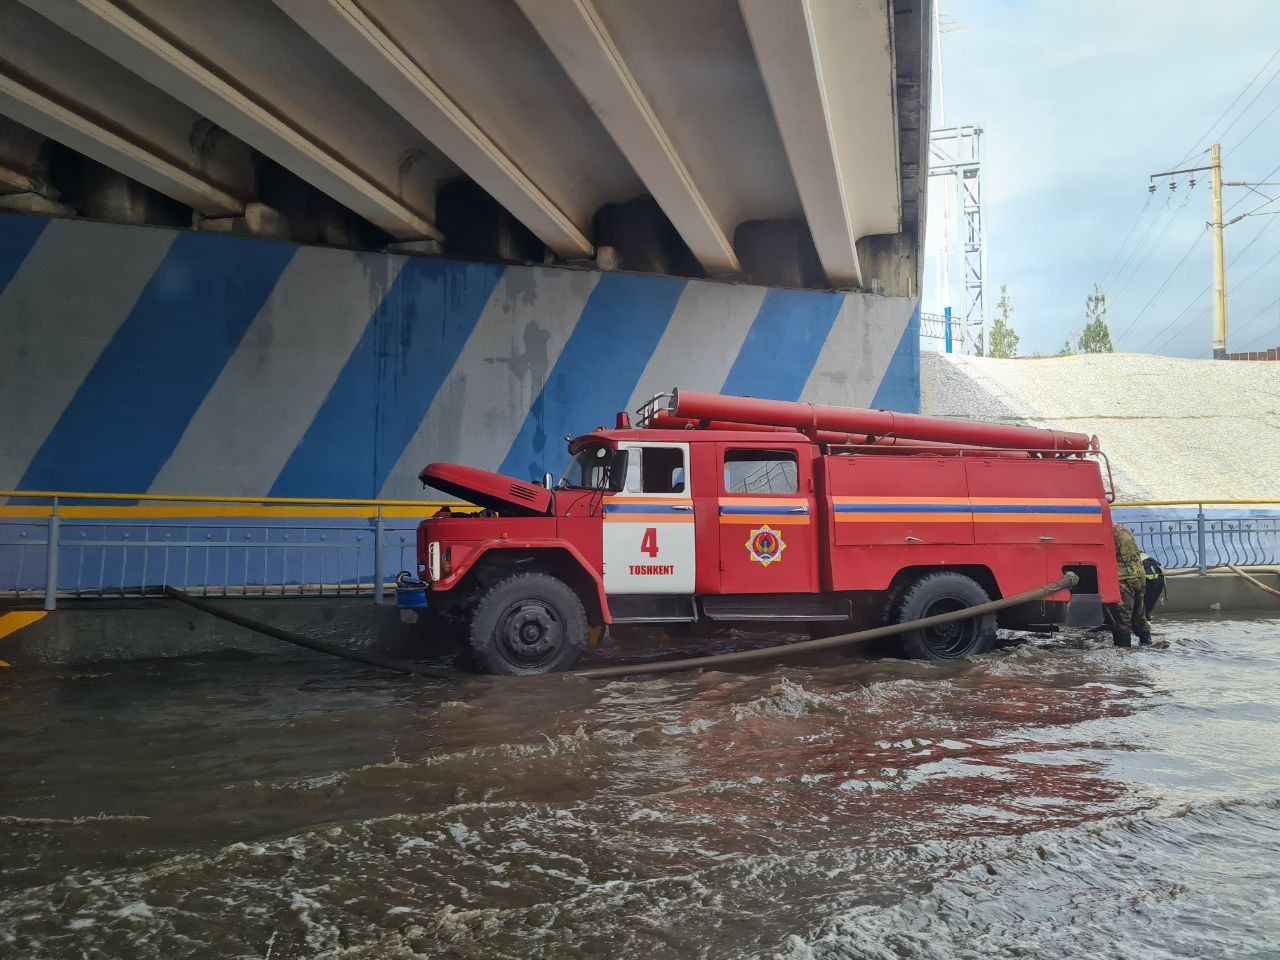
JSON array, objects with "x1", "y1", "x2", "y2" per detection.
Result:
[{"x1": 922, "y1": 0, "x2": 1280, "y2": 357}]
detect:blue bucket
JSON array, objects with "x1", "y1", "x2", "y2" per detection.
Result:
[{"x1": 394, "y1": 572, "x2": 429, "y2": 610}]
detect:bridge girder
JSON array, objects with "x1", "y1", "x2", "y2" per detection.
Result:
[{"x1": 1, "y1": 0, "x2": 929, "y2": 291}]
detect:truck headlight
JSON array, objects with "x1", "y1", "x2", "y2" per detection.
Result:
[{"x1": 428, "y1": 541, "x2": 442, "y2": 581}]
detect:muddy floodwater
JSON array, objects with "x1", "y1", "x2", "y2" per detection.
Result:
[{"x1": 3, "y1": 619, "x2": 1280, "y2": 959}]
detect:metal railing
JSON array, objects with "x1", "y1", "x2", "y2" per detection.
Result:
[
  {"x1": 919, "y1": 310, "x2": 965, "y2": 354},
  {"x1": 5, "y1": 492, "x2": 1279, "y2": 609},
  {"x1": 1114, "y1": 500, "x2": 1280, "y2": 574},
  {"x1": 1, "y1": 490, "x2": 456, "y2": 610}
]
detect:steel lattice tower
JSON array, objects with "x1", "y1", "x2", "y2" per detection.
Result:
[{"x1": 929, "y1": 125, "x2": 988, "y2": 353}]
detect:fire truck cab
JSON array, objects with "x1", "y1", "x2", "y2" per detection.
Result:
[{"x1": 415, "y1": 390, "x2": 1119, "y2": 675}]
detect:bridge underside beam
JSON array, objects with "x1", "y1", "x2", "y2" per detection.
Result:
[
  {"x1": 28, "y1": 0, "x2": 450, "y2": 241},
  {"x1": 0, "y1": 76, "x2": 244, "y2": 218},
  {"x1": 515, "y1": 0, "x2": 741, "y2": 275},
  {"x1": 0, "y1": 0, "x2": 927, "y2": 287},
  {"x1": 0, "y1": 2, "x2": 246, "y2": 216},
  {"x1": 272, "y1": 0, "x2": 593, "y2": 260},
  {"x1": 739, "y1": 0, "x2": 902, "y2": 289}
]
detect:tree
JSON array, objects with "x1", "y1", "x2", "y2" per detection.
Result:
[
  {"x1": 1059, "y1": 340, "x2": 1073, "y2": 356},
  {"x1": 1077, "y1": 284, "x2": 1114, "y2": 353},
  {"x1": 987, "y1": 285, "x2": 1020, "y2": 359}
]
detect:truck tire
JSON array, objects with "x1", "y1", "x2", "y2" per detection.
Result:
[
  {"x1": 469, "y1": 573, "x2": 587, "y2": 675},
  {"x1": 891, "y1": 571, "x2": 997, "y2": 661}
]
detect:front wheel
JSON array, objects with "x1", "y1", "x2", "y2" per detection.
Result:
[
  {"x1": 469, "y1": 573, "x2": 587, "y2": 675},
  {"x1": 891, "y1": 572, "x2": 996, "y2": 660}
]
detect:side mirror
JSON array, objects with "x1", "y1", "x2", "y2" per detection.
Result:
[
  {"x1": 543, "y1": 472, "x2": 554, "y2": 489},
  {"x1": 608, "y1": 450, "x2": 629, "y2": 493}
]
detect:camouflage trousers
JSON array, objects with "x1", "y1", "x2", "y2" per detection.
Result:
[{"x1": 1105, "y1": 578, "x2": 1149, "y2": 646}]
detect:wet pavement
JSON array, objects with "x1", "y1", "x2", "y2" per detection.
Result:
[{"x1": 3, "y1": 618, "x2": 1279, "y2": 959}]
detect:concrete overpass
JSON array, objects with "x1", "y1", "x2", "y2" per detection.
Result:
[
  {"x1": 0, "y1": 0, "x2": 929, "y2": 294},
  {"x1": 0, "y1": 0, "x2": 932, "y2": 503}
]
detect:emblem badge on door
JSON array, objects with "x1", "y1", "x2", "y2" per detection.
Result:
[{"x1": 746, "y1": 525, "x2": 785, "y2": 567}]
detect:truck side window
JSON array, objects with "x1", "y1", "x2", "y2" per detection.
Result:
[
  {"x1": 626, "y1": 446, "x2": 687, "y2": 494},
  {"x1": 724, "y1": 450, "x2": 798, "y2": 495}
]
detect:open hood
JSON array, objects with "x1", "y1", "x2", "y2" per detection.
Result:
[{"x1": 419, "y1": 462, "x2": 552, "y2": 516}]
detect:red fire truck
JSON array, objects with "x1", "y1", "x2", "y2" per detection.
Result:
[{"x1": 413, "y1": 390, "x2": 1118, "y2": 674}]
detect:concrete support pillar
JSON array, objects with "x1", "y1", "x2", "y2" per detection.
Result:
[
  {"x1": 0, "y1": 191, "x2": 75, "y2": 217},
  {"x1": 436, "y1": 180, "x2": 543, "y2": 264},
  {"x1": 593, "y1": 198, "x2": 702, "y2": 278},
  {"x1": 384, "y1": 238, "x2": 443, "y2": 256},
  {"x1": 733, "y1": 218, "x2": 823, "y2": 289},
  {"x1": 197, "y1": 201, "x2": 291, "y2": 240},
  {"x1": 855, "y1": 232, "x2": 918, "y2": 298},
  {"x1": 0, "y1": 117, "x2": 52, "y2": 190},
  {"x1": 0, "y1": 117, "x2": 73, "y2": 216},
  {"x1": 78, "y1": 166, "x2": 161, "y2": 225}
]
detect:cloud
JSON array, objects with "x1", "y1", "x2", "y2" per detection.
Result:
[{"x1": 924, "y1": 0, "x2": 1280, "y2": 356}]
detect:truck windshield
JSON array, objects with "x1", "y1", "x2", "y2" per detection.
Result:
[{"x1": 559, "y1": 444, "x2": 619, "y2": 490}]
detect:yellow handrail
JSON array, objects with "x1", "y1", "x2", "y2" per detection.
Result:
[
  {"x1": 3, "y1": 490, "x2": 1277, "y2": 511},
  {"x1": 0, "y1": 489, "x2": 451, "y2": 507},
  {"x1": 1112, "y1": 499, "x2": 1280, "y2": 508}
]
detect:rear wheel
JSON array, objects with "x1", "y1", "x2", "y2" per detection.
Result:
[
  {"x1": 469, "y1": 573, "x2": 587, "y2": 675},
  {"x1": 891, "y1": 572, "x2": 996, "y2": 660}
]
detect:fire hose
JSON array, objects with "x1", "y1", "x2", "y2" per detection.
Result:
[
  {"x1": 165, "y1": 573, "x2": 1078, "y2": 681},
  {"x1": 570, "y1": 572, "x2": 1080, "y2": 679},
  {"x1": 163, "y1": 587, "x2": 451, "y2": 678},
  {"x1": 1226, "y1": 564, "x2": 1280, "y2": 600}
]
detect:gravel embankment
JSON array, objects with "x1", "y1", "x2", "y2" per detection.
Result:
[{"x1": 921, "y1": 352, "x2": 1280, "y2": 503}]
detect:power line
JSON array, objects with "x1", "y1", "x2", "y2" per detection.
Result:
[
  {"x1": 1171, "y1": 44, "x2": 1280, "y2": 168},
  {"x1": 1100, "y1": 194, "x2": 1155, "y2": 286},
  {"x1": 1138, "y1": 215, "x2": 1280, "y2": 353},
  {"x1": 1066, "y1": 194, "x2": 1159, "y2": 349},
  {"x1": 1229, "y1": 192, "x2": 1280, "y2": 224},
  {"x1": 1160, "y1": 243, "x2": 1280, "y2": 351},
  {"x1": 1109, "y1": 189, "x2": 1195, "y2": 306},
  {"x1": 1227, "y1": 96, "x2": 1280, "y2": 158},
  {"x1": 1229, "y1": 289, "x2": 1280, "y2": 345},
  {"x1": 1147, "y1": 305, "x2": 1211, "y2": 356},
  {"x1": 1140, "y1": 292, "x2": 1210, "y2": 353},
  {"x1": 1227, "y1": 157, "x2": 1280, "y2": 215},
  {"x1": 1233, "y1": 298, "x2": 1280, "y2": 351},
  {"x1": 1113, "y1": 226, "x2": 1207, "y2": 346},
  {"x1": 1215, "y1": 58, "x2": 1280, "y2": 152},
  {"x1": 1103, "y1": 192, "x2": 1175, "y2": 304}
]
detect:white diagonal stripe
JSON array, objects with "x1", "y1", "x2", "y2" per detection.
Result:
[
  {"x1": 626, "y1": 279, "x2": 767, "y2": 414},
  {"x1": 801, "y1": 294, "x2": 914, "y2": 407},
  {"x1": 380, "y1": 264, "x2": 600, "y2": 498},
  {"x1": 151, "y1": 246, "x2": 405, "y2": 495},
  {"x1": 0, "y1": 219, "x2": 175, "y2": 488}
]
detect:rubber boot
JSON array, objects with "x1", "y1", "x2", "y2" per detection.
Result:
[
  {"x1": 1112, "y1": 631, "x2": 1132, "y2": 648},
  {"x1": 1138, "y1": 632, "x2": 1153, "y2": 646}
]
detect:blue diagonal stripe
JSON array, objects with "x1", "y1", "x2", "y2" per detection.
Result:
[
  {"x1": 720, "y1": 288, "x2": 844, "y2": 401},
  {"x1": 870, "y1": 303, "x2": 921, "y2": 412},
  {"x1": 0, "y1": 213, "x2": 50, "y2": 296},
  {"x1": 19, "y1": 231, "x2": 295, "y2": 493},
  {"x1": 271, "y1": 258, "x2": 505, "y2": 498},
  {"x1": 500, "y1": 273, "x2": 687, "y2": 482}
]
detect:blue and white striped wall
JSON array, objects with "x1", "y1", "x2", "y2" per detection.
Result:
[{"x1": 0, "y1": 212, "x2": 920, "y2": 500}]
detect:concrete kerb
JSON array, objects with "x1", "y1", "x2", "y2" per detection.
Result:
[{"x1": 0, "y1": 596, "x2": 448, "y2": 668}]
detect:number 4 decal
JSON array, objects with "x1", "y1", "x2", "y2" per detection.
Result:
[{"x1": 640, "y1": 527, "x2": 659, "y2": 558}]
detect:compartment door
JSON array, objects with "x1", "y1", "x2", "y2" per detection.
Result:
[
  {"x1": 717, "y1": 445, "x2": 818, "y2": 594},
  {"x1": 828, "y1": 456, "x2": 974, "y2": 547}
]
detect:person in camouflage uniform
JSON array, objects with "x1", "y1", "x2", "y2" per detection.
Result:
[{"x1": 1105, "y1": 523, "x2": 1151, "y2": 647}]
